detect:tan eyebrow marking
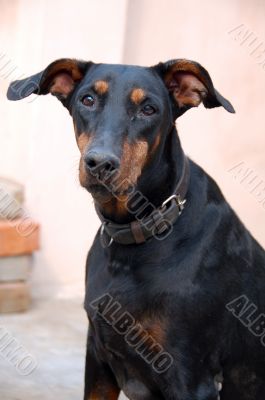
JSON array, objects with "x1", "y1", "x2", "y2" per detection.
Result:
[
  {"x1": 94, "y1": 80, "x2": 109, "y2": 95},
  {"x1": 130, "y1": 88, "x2": 146, "y2": 104}
]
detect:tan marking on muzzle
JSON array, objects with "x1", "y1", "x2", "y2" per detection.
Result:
[
  {"x1": 150, "y1": 133, "x2": 161, "y2": 156},
  {"x1": 117, "y1": 139, "x2": 149, "y2": 192},
  {"x1": 74, "y1": 129, "x2": 93, "y2": 188},
  {"x1": 94, "y1": 80, "x2": 109, "y2": 95},
  {"x1": 100, "y1": 195, "x2": 128, "y2": 218},
  {"x1": 77, "y1": 132, "x2": 93, "y2": 153},
  {"x1": 95, "y1": 139, "x2": 149, "y2": 219},
  {"x1": 130, "y1": 88, "x2": 146, "y2": 104},
  {"x1": 79, "y1": 157, "x2": 88, "y2": 188}
]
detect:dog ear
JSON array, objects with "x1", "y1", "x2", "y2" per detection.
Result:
[
  {"x1": 153, "y1": 59, "x2": 235, "y2": 117},
  {"x1": 7, "y1": 58, "x2": 91, "y2": 104}
]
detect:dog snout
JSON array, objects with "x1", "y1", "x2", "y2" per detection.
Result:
[{"x1": 84, "y1": 151, "x2": 120, "y2": 175}]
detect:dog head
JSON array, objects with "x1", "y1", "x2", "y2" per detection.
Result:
[{"x1": 7, "y1": 58, "x2": 234, "y2": 209}]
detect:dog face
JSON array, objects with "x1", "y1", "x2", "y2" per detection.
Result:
[
  {"x1": 7, "y1": 58, "x2": 234, "y2": 204},
  {"x1": 70, "y1": 63, "x2": 173, "y2": 200}
]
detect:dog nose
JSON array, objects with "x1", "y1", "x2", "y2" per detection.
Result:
[{"x1": 84, "y1": 151, "x2": 120, "y2": 173}]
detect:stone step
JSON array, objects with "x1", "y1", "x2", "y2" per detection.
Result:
[
  {"x1": 0, "y1": 219, "x2": 40, "y2": 257},
  {"x1": 0, "y1": 255, "x2": 32, "y2": 282},
  {"x1": 0, "y1": 282, "x2": 31, "y2": 313},
  {"x1": 0, "y1": 177, "x2": 24, "y2": 220}
]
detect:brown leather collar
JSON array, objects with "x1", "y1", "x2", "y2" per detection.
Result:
[{"x1": 96, "y1": 155, "x2": 190, "y2": 247}]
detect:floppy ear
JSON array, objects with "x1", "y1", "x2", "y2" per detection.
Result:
[
  {"x1": 7, "y1": 58, "x2": 91, "y2": 105},
  {"x1": 154, "y1": 59, "x2": 235, "y2": 117}
]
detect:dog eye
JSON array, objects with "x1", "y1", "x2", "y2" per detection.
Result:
[
  {"x1": 141, "y1": 105, "x2": 156, "y2": 116},
  {"x1": 81, "y1": 95, "x2": 95, "y2": 107}
]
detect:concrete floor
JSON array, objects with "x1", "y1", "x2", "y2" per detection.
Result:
[{"x1": 0, "y1": 298, "x2": 127, "y2": 400}]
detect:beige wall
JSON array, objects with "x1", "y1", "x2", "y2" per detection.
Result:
[{"x1": 1, "y1": 0, "x2": 264, "y2": 298}]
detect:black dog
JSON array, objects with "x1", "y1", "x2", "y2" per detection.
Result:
[{"x1": 7, "y1": 58, "x2": 265, "y2": 400}]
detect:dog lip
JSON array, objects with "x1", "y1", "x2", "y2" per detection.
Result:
[
  {"x1": 87, "y1": 183, "x2": 109, "y2": 193},
  {"x1": 86, "y1": 183, "x2": 133, "y2": 198}
]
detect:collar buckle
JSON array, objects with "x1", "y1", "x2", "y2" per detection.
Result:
[{"x1": 161, "y1": 194, "x2": 186, "y2": 215}]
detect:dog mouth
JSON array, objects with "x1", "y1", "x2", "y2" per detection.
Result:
[
  {"x1": 86, "y1": 182, "x2": 134, "y2": 202},
  {"x1": 87, "y1": 184, "x2": 111, "y2": 197},
  {"x1": 80, "y1": 166, "x2": 135, "y2": 202}
]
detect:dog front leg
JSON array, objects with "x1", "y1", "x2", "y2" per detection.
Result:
[{"x1": 84, "y1": 332, "x2": 120, "y2": 400}]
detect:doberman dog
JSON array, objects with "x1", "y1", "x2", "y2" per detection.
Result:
[{"x1": 7, "y1": 58, "x2": 265, "y2": 400}]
